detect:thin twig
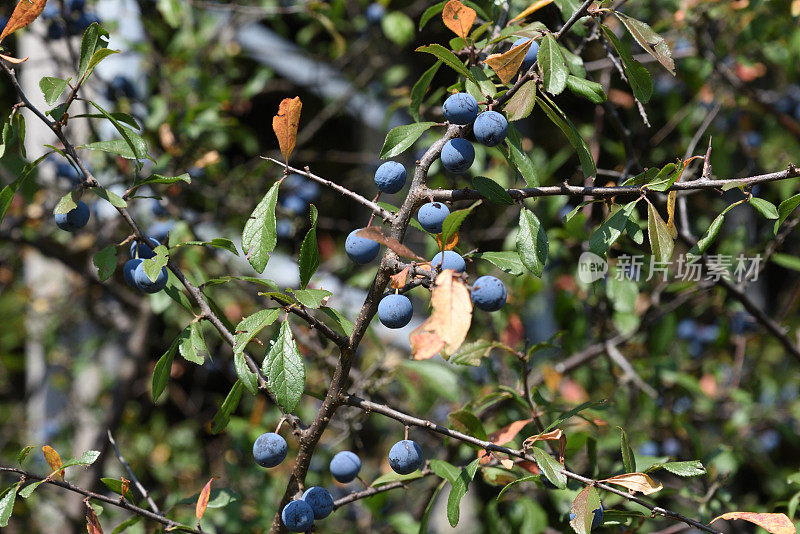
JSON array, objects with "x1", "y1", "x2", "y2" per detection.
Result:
[{"x1": 107, "y1": 431, "x2": 161, "y2": 515}]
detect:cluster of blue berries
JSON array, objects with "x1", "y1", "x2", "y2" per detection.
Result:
[
  {"x1": 252, "y1": 430, "x2": 424, "y2": 531},
  {"x1": 42, "y1": 0, "x2": 101, "y2": 40},
  {"x1": 122, "y1": 235, "x2": 169, "y2": 293}
]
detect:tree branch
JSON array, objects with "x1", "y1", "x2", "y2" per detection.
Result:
[{"x1": 332, "y1": 468, "x2": 434, "y2": 510}]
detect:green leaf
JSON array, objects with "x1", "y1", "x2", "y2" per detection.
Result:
[
  {"x1": 242, "y1": 180, "x2": 281, "y2": 273},
  {"x1": 472, "y1": 176, "x2": 514, "y2": 205},
  {"x1": 17, "y1": 446, "x2": 34, "y2": 465},
  {"x1": 614, "y1": 13, "x2": 675, "y2": 75},
  {"x1": 646, "y1": 162, "x2": 679, "y2": 192},
  {"x1": 538, "y1": 33, "x2": 568, "y2": 95},
  {"x1": 54, "y1": 190, "x2": 80, "y2": 215},
  {"x1": 531, "y1": 447, "x2": 567, "y2": 489},
  {"x1": 172, "y1": 238, "x2": 239, "y2": 256},
  {"x1": 379, "y1": 122, "x2": 437, "y2": 159},
  {"x1": 100, "y1": 478, "x2": 135, "y2": 501},
  {"x1": 321, "y1": 307, "x2": 354, "y2": 337},
  {"x1": 142, "y1": 245, "x2": 169, "y2": 282},
  {"x1": 93, "y1": 245, "x2": 117, "y2": 282},
  {"x1": 211, "y1": 381, "x2": 244, "y2": 434},
  {"x1": 647, "y1": 203, "x2": 674, "y2": 262},
  {"x1": 565, "y1": 75, "x2": 607, "y2": 103},
  {"x1": 516, "y1": 208, "x2": 548, "y2": 277},
  {"x1": 88, "y1": 101, "x2": 148, "y2": 164},
  {"x1": 441, "y1": 201, "x2": 480, "y2": 244},
  {"x1": 504, "y1": 80, "x2": 537, "y2": 122},
  {"x1": 497, "y1": 475, "x2": 539, "y2": 501},
  {"x1": 92, "y1": 186, "x2": 127, "y2": 208},
  {"x1": 18, "y1": 480, "x2": 44, "y2": 499},
  {"x1": 292, "y1": 288, "x2": 332, "y2": 309},
  {"x1": 234, "y1": 351, "x2": 259, "y2": 396},
  {"x1": 771, "y1": 253, "x2": 800, "y2": 272},
  {"x1": 618, "y1": 427, "x2": 635, "y2": 473},
  {"x1": 371, "y1": 471, "x2": 426, "y2": 487},
  {"x1": 178, "y1": 322, "x2": 207, "y2": 365},
  {"x1": 601, "y1": 25, "x2": 653, "y2": 103},
  {"x1": 473, "y1": 251, "x2": 525, "y2": 276},
  {"x1": 262, "y1": 321, "x2": 305, "y2": 413},
  {"x1": 448, "y1": 409, "x2": 488, "y2": 441},
  {"x1": 0, "y1": 484, "x2": 17, "y2": 527},
  {"x1": 774, "y1": 193, "x2": 800, "y2": 233},
  {"x1": 430, "y1": 459, "x2": 481, "y2": 527},
  {"x1": 82, "y1": 137, "x2": 146, "y2": 161},
  {"x1": 71, "y1": 112, "x2": 139, "y2": 129},
  {"x1": 152, "y1": 337, "x2": 179, "y2": 401},
  {"x1": 382, "y1": 11, "x2": 415, "y2": 47},
  {"x1": 570, "y1": 485, "x2": 602, "y2": 534},
  {"x1": 61, "y1": 450, "x2": 101, "y2": 469},
  {"x1": 419, "y1": 1, "x2": 446, "y2": 29},
  {"x1": 689, "y1": 213, "x2": 724, "y2": 255},
  {"x1": 538, "y1": 94, "x2": 595, "y2": 177},
  {"x1": 647, "y1": 460, "x2": 706, "y2": 477},
  {"x1": 465, "y1": 66, "x2": 496, "y2": 101},
  {"x1": 750, "y1": 197, "x2": 779, "y2": 219},
  {"x1": 85, "y1": 48, "x2": 119, "y2": 80},
  {"x1": 233, "y1": 309, "x2": 280, "y2": 355},
  {"x1": 130, "y1": 173, "x2": 190, "y2": 194},
  {"x1": 589, "y1": 200, "x2": 639, "y2": 256},
  {"x1": 504, "y1": 134, "x2": 539, "y2": 187},
  {"x1": 450, "y1": 339, "x2": 494, "y2": 366},
  {"x1": 79, "y1": 23, "x2": 110, "y2": 80},
  {"x1": 419, "y1": 480, "x2": 446, "y2": 534},
  {"x1": 39, "y1": 77, "x2": 70, "y2": 106},
  {"x1": 416, "y1": 44, "x2": 478, "y2": 84},
  {"x1": 298, "y1": 205, "x2": 319, "y2": 289},
  {"x1": 410, "y1": 61, "x2": 441, "y2": 122}
]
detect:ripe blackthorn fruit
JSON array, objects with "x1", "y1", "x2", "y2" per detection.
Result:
[
  {"x1": 443, "y1": 92, "x2": 479, "y2": 125},
  {"x1": 431, "y1": 250, "x2": 466, "y2": 273},
  {"x1": 302, "y1": 486, "x2": 334, "y2": 519},
  {"x1": 441, "y1": 138, "x2": 474, "y2": 174},
  {"x1": 130, "y1": 236, "x2": 161, "y2": 259},
  {"x1": 330, "y1": 450, "x2": 361, "y2": 483},
  {"x1": 281, "y1": 500, "x2": 315, "y2": 532},
  {"x1": 345, "y1": 229, "x2": 380, "y2": 264},
  {"x1": 54, "y1": 200, "x2": 90, "y2": 231},
  {"x1": 474, "y1": 111, "x2": 508, "y2": 147},
  {"x1": 512, "y1": 37, "x2": 540, "y2": 72},
  {"x1": 388, "y1": 439, "x2": 424, "y2": 475},
  {"x1": 374, "y1": 161, "x2": 407, "y2": 193},
  {"x1": 417, "y1": 202, "x2": 450, "y2": 234},
  {"x1": 378, "y1": 294, "x2": 413, "y2": 329},
  {"x1": 132, "y1": 263, "x2": 168, "y2": 294},
  {"x1": 470, "y1": 275, "x2": 507, "y2": 311},
  {"x1": 252, "y1": 432, "x2": 287, "y2": 468},
  {"x1": 123, "y1": 258, "x2": 142, "y2": 289}
]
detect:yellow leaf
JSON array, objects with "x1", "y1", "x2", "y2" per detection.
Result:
[
  {"x1": 666, "y1": 190, "x2": 677, "y2": 238},
  {"x1": 442, "y1": 0, "x2": 476, "y2": 40},
  {"x1": 272, "y1": 97, "x2": 302, "y2": 164},
  {"x1": 119, "y1": 477, "x2": 130, "y2": 499},
  {"x1": 0, "y1": 53, "x2": 29, "y2": 64},
  {"x1": 510, "y1": 0, "x2": 555, "y2": 23},
  {"x1": 196, "y1": 476, "x2": 219, "y2": 520},
  {"x1": 410, "y1": 270, "x2": 473, "y2": 359},
  {"x1": 711, "y1": 512, "x2": 796, "y2": 534},
  {"x1": 542, "y1": 364, "x2": 562, "y2": 393},
  {"x1": 42, "y1": 445, "x2": 65, "y2": 480},
  {"x1": 436, "y1": 231, "x2": 459, "y2": 251},
  {"x1": 0, "y1": 0, "x2": 48, "y2": 43},
  {"x1": 484, "y1": 40, "x2": 532, "y2": 85},
  {"x1": 390, "y1": 266, "x2": 411, "y2": 289},
  {"x1": 601, "y1": 472, "x2": 662, "y2": 495},
  {"x1": 85, "y1": 502, "x2": 104, "y2": 534}
]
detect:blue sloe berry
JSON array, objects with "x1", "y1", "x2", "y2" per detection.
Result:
[
  {"x1": 54, "y1": 201, "x2": 90, "y2": 231},
  {"x1": 365, "y1": 2, "x2": 386, "y2": 23},
  {"x1": 388, "y1": 440, "x2": 424, "y2": 475},
  {"x1": 473, "y1": 111, "x2": 508, "y2": 147},
  {"x1": 123, "y1": 258, "x2": 142, "y2": 288},
  {"x1": 417, "y1": 202, "x2": 450, "y2": 234},
  {"x1": 440, "y1": 138, "x2": 474, "y2": 174},
  {"x1": 374, "y1": 161, "x2": 407, "y2": 193},
  {"x1": 471, "y1": 275, "x2": 507, "y2": 311},
  {"x1": 378, "y1": 294, "x2": 413, "y2": 329},
  {"x1": 345, "y1": 229, "x2": 380, "y2": 264},
  {"x1": 130, "y1": 236, "x2": 161, "y2": 259},
  {"x1": 252, "y1": 432, "x2": 287, "y2": 468},
  {"x1": 443, "y1": 92, "x2": 479, "y2": 125},
  {"x1": 302, "y1": 486, "x2": 334, "y2": 519},
  {"x1": 431, "y1": 250, "x2": 466, "y2": 273},
  {"x1": 330, "y1": 451, "x2": 361, "y2": 483},
  {"x1": 512, "y1": 37, "x2": 540, "y2": 72},
  {"x1": 281, "y1": 500, "x2": 315, "y2": 532},
  {"x1": 132, "y1": 263, "x2": 168, "y2": 294}
]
